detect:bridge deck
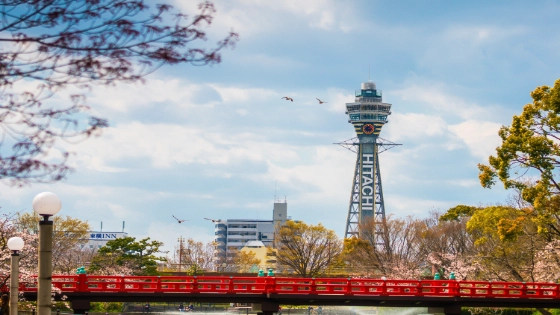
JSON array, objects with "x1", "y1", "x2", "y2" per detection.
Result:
[{"x1": 7, "y1": 275, "x2": 560, "y2": 308}]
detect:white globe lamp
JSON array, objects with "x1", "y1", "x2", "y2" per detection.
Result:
[
  {"x1": 7, "y1": 236, "x2": 24, "y2": 251},
  {"x1": 32, "y1": 192, "x2": 62, "y2": 217}
]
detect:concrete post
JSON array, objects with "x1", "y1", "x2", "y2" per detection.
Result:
[
  {"x1": 10, "y1": 252, "x2": 19, "y2": 315},
  {"x1": 38, "y1": 220, "x2": 53, "y2": 315}
]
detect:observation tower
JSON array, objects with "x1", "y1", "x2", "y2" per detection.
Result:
[{"x1": 337, "y1": 80, "x2": 400, "y2": 242}]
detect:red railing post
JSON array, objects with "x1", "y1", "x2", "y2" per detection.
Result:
[
  {"x1": 345, "y1": 278, "x2": 352, "y2": 295},
  {"x1": 381, "y1": 278, "x2": 387, "y2": 296},
  {"x1": 415, "y1": 280, "x2": 422, "y2": 296},
  {"x1": 310, "y1": 278, "x2": 316, "y2": 295},
  {"x1": 449, "y1": 280, "x2": 459, "y2": 297},
  {"x1": 265, "y1": 275, "x2": 275, "y2": 298},
  {"x1": 519, "y1": 282, "x2": 526, "y2": 298},
  {"x1": 119, "y1": 276, "x2": 125, "y2": 293},
  {"x1": 192, "y1": 276, "x2": 198, "y2": 293},
  {"x1": 77, "y1": 274, "x2": 87, "y2": 292},
  {"x1": 156, "y1": 276, "x2": 162, "y2": 293},
  {"x1": 228, "y1": 276, "x2": 235, "y2": 294}
]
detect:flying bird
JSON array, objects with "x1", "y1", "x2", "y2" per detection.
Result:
[
  {"x1": 172, "y1": 215, "x2": 188, "y2": 223},
  {"x1": 316, "y1": 98, "x2": 327, "y2": 104},
  {"x1": 281, "y1": 96, "x2": 294, "y2": 102},
  {"x1": 204, "y1": 218, "x2": 222, "y2": 223}
]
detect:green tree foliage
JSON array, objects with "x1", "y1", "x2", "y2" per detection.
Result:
[
  {"x1": 479, "y1": 79, "x2": 560, "y2": 237},
  {"x1": 233, "y1": 250, "x2": 261, "y2": 273},
  {"x1": 89, "y1": 237, "x2": 165, "y2": 275},
  {"x1": 441, "y1": 205, "x2": 543, "y2": 282},
  {"x1": 274, "y1": 221, "x2": 342, "y2": 277},
  {"x1": 17, "y1": 212, "x2": 91, "y2": 274},
  {"x1": 439, "y1": 205, "x2": 480, "y2": 222}
]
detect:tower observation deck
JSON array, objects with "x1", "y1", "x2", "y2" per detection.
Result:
[{"x1": 337, "y1": 80, "x2": 400, "y2": 242}]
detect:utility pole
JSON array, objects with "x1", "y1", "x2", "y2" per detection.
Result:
[{"x1": 178, "y1": 236, "x2": 185, "y2": 272}]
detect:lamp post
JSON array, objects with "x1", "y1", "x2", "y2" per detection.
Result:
[
  {"x1": 8, "y1": 237, "x2": 25, "y2": 315},
  {"x1": 32, "y1": 192, "x2": 62, "y2": 315}
]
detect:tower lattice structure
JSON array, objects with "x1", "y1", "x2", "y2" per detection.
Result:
[{"x1": 337, "y1": 80, "x2": 400, "y2": 242}]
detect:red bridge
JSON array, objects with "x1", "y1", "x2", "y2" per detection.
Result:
[{"x1": 13, "y1": 274, "x2": 560, "y2": 315}]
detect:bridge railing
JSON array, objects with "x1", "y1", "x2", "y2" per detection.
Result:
[{"x1": 9, "y1": 275, "x2": 560, "y2": 300}]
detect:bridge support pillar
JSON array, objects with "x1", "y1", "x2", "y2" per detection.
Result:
[
  {"x1": 253, "y1": 302, "x2": 279, "y2": 315},
  {"x1": 428, "y1": 305, "x2": 461, "y2": 315},
  {"x1": 71, "y1": 300, "x2": 91, "y2": 314}
]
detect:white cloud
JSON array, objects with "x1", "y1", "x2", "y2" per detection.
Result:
[
  {"x1": 448, "y1": 120, "x2": 502, "y2": 160},
  {"x1": 211, "y1": 85, "x2": 278, "y2": 104},
  {"x1": 87, "y1": 79, "x2": 222, "y2": 115},
  {"x1": 394, "y1": 83, "x2": 494, "y2": 121},
  {"x1": 174, "y1": 0, "x2": 363, "y2": 38},
  {"x1": 384, "y1": 112, "x2": 447, "y2": 141}
]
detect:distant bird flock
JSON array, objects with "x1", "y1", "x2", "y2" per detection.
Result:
[
  {"x1": 174, "y1": 95, "x2": 327, "y2": 226},
  {"x1": 282, "y1": 96, "x2": 328, "y2": 104}
]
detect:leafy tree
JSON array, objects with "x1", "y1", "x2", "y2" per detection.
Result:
[
  {"x1": 422, "y1": 211, "x2": 477, "y2": 280},
  {"x1": 479, "y1": 79, "x2": 560, "y2": 237},
  {"x1": 16, "y1": 212, "x2": 90, "y2": 273},
  {"x1": 172, "y1": 238, "x2": 214, "y2": 272},
  {"x1": 0, "y1": 213, "x2": 38, "y2": 288},
  {"x1": 344, "y1": 212, "x2": 477, "y2": 280},
  {"x1": 465, "y1": 205, "x2": 543, "y2": 282},
  {"x1": 457, "y1": 204, "x2": 554, "y2": 315},
  {"x1": 0, "y1": 0, "x2": 238, "y2": 185},
  {"x1": 89, "y1": 236, "x2": 165, "y2": 275},
  {"x1": 344, "y1": 215, "x2": 429, "y2": 279},
  {"x1": 440, "y1": 204, "x2": 547, "y2": 282},
  {"x1": 232, "y1": 250, "x2": 261, "y2": 273},
  {"x1": 439, "y1": 205, "x2": 480, "y2": 222},
  {"x1": 274, "y1": 221, "x2": 342, "y2": 277}
]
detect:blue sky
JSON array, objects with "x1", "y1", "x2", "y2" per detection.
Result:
[{"x1": 2, "y1": 0, "x2": 560, "y2": 253}]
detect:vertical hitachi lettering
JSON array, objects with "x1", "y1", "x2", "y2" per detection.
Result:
[{"x1": 337, "y1": 80, "x2": 401, "y2": 246}]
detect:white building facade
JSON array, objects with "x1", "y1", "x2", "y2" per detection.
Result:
[{"x1": 213, "y1": 201, "x2": 288, "y2": 263}]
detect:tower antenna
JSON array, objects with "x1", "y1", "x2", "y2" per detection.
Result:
[
  {"x1": 274, "y1": 180, "x2": 278, "y2": 202},
  {"x1": 368, "y1": 64, "x2": 370, "y2": 81}
]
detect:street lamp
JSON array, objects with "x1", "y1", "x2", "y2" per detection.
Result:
[
  {"x1": 8, "y1": 237, "x2": 24, "y2": 315},
  {"x1": 32, "y1": 192, "x2": 62, "y2": 315}
]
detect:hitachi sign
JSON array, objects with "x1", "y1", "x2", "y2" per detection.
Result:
[{"x1": 361, "y1": 154, "x2": 374, "y2": 212}]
